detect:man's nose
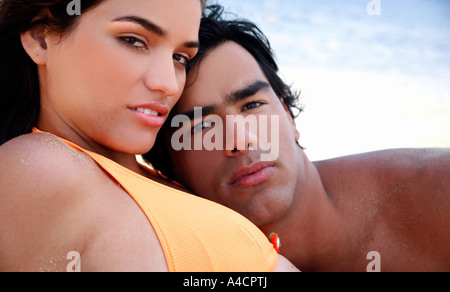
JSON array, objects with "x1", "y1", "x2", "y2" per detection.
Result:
[{"x1": 224, "y1": 120, "x2": 258, "y2": 157}]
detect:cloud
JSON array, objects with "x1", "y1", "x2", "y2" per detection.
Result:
[{"x1": 212, "y1": 0, "x2": 450, "y2": 159}]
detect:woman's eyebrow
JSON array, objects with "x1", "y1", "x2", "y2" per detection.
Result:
[
  {"x1": 113, "y1": 15, "x2": 166, "y2": 36},
  {"x1": 184, "y1": 41, "x2": 200, "y2": 49},
  {"x1": 112, "y1": 15, "x2": 199, "y2": 49}
]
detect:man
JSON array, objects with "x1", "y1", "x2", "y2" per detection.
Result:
[{"x1": 145, "y1": 6, "x2": 450, "y2": 272}]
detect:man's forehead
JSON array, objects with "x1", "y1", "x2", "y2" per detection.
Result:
[
  {"x1": 180, "y1": 42, "x2": 268, "y2": 112},
  {"x1": 177, "y1": 80, "x2": 272, "y2": 120}
]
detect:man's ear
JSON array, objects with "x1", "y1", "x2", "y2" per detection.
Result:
[
  {"x1": 281, "y1": 99, "x2": 301, "y2": 142},
  {"x1": 20, "y1": 23, "x2": 49, "y2": 65}
]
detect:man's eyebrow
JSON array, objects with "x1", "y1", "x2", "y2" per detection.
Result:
[
  {"x1": 113, "y1": 15, "x2": 167, "y2": 37},
  {"x1": 181, "y1": 105, "x2": 217, "y2": 121},
  {"x1": 179, "y1": 81, "x2": 271, "y2": 121},
  {"x1": 227, "y1": 81, "x2": 271, "y2": 104}
]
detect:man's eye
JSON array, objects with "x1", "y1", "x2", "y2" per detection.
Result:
[
  {"x1": 242, "y1": 101, "x2": 265, "y2": 112},
  {"x1": 192, "y1": 120, "x2": 214, "y2": 134}
]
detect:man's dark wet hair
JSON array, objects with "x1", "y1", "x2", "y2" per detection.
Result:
[{"x1": 144, "y1": 4, "x2": 303, "y2": 180}]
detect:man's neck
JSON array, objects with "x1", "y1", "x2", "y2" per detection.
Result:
[{"x1": 259, "y1": 153, "x2": 352, "y2": 271}]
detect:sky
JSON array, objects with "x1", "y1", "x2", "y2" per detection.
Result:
[{"x1": 211, "y1": 0, "x2": 450, "y2": 160}]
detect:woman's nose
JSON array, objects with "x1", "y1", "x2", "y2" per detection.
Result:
[{"x1": 143, "y1": 53, "x2": 181, "y2": 98}]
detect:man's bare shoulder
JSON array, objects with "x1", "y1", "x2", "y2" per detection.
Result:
[
  {"x1": 316, "y1": 148, "x2": 450, "y2": 176},
  {"x1": 0, "y1": 133, "x2": 104, "y2": 271},
  {"x1": 363, "y1": 148, "x2": 450, "y2": 168},
  {"x1": 316, "y1": 149, "x2": 450, "y2": 268},
  {"x1": 316, "y1": 148, "x2": 449, "y2": 201}
]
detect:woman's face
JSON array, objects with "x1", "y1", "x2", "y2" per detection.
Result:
[{"x1": 38, "y1": 0, "x2": 201, "y2": 155}]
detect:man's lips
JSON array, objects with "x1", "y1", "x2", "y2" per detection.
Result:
[{"x1": 229, "y1": 161, "x2": 276, "y2": 188}]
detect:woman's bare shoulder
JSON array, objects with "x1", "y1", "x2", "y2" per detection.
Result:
[
  {"x1": 0, "y1": 133, "x2": 105, "y2": 271},
  {"x1": 0, "y1": 132, "x2": 98, "y2": 186}
]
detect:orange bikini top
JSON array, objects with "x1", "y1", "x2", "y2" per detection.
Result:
[{"x1": 33, "y1": 129, "x2": 278, "y2": 272}]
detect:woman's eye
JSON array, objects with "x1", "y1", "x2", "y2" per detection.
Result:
[
  {"x1": 242, "y1": 101, "x2": 264, "y2": 112},
  {"x1": 173, "y1": 54, "x2": 190, "y2": 66},
  {"x1": 192, "y1": 120, "x2": 214, "y2": 134},
  {"x1": 119, "y1": 36, "x2": 148, "y2": 50}
]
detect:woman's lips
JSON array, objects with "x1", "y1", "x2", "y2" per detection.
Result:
[
  {"x1": 129, "y1": 103, "x2": 169, "y2": 128},
  {"x1": 229, "y1": 161, "x2": 276, "y2": 188}
]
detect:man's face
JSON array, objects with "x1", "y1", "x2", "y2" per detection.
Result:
[{"x1": 168, "y1": 41, "x2": 302, "y2": 226}]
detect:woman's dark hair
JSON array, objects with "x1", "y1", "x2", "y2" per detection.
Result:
[
  {"x1": 0, "y1": 0, "x2": 106, "y2": 146},
  {"x1": 0, "y1": 0, "x2": 207, "y2": 146},
  {"x1": 145, "y1": 5, "x2": 303, "y2": 180}
]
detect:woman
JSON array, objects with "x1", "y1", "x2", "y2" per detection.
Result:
[{"x1": 0, "y1": 0, "x2": 297, "y2": 272}]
